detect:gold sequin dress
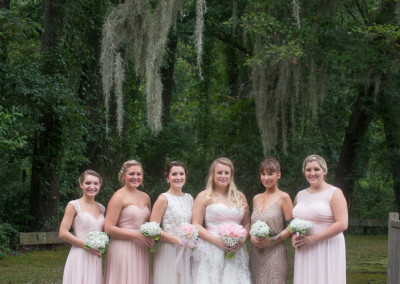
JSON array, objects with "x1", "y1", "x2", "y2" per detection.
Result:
[{"x1": 250, "y1": 196, "x2": 288, "y2": 284}]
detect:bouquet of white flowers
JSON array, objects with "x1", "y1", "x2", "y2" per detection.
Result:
[
  {"x1": 249, "y1": 220, "x2": 272, "y2": 252},
  {"x1": 177, "y1": 223, "x2": 199, "y2": 248},
  {"x1": 140, "y1": 222, "x2": 162, "y2": 240},
  {"x1": 218, "y1": 223, "x2": 247, "y2": 259},
  {"x1": 288, "y1": 218, "x2": 312, "y2": 236},
  {"x1": 84, "y1": 231, "x2": 110, "y2": 253}
]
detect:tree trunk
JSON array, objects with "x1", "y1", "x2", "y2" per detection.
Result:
[
  {"x1": 77, "y1": 1, "x2": 109, "y2": 173},
  {"x1": 29, "y1": 0, "x2": 64, "y2": 231},
  {"x1": 0, "y1": 0, "x2": 10, "y2": 9},
  {"x1": 380, "y1": 74, "x2": 400, "y2": 212},
  {"x1": 334, "y1": 85, "x2": 375, "y2": 202}
]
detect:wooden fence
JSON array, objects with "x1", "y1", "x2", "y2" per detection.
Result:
[
  {"x1": 387, "y1": 212, "x2": 400, "y2": 284},
  {"x1": 19, "y1": 232, "x2": 64, "y2": 245}
]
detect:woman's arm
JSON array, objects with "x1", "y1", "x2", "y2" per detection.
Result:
[
  {"x1": 230, "y1": 192, "x2": 250, "y2": 252},
  {"x1": 294, "y1": 188, "x2": 348, "y2": 248},
  {"x1": 150, "y1": 194, "x2": 179, "y2": 245},
  {"x1": 240, "y1": 192, "x2": 251, "y2": 236},
  {"x1": 59, "y1": 204, "x2": 82, "y2": 247},
  {"x1": 59, "y1": 203, "x2": 101, "y2": 256},
  {"x1": 192, "y1": 191, "x2": 225, "y2": 250}
]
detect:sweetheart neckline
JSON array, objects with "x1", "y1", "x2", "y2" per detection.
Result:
[
  {"x1": 123, "y1": 204, "x2": 149, "y2": 211},
  {"x1": 78, "y1": 211, "x2": 104, "y2": 220}
]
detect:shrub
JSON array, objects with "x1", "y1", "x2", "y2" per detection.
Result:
[{"x1": 0, "y1": 223, "x2": 19, "y2": 259}]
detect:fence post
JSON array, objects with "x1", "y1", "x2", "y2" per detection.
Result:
[{"x1": 387, "y1": 212, "x2": 400, "y2": 284}]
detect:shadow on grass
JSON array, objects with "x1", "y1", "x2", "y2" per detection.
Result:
[{"x1": 0, "y1": 235, "x2": 388, "y2": 284}]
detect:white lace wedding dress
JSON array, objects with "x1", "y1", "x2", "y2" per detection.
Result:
[
  {"x1": 153, "y1": 193, "x2": 194, "y2": 284},
  {"x1": 191, "y1": 203, "x2": 251, "y2": 284}
]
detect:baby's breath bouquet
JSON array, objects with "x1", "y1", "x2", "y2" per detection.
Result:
[
  {"x1": 288, "y1": 218, "x2": 312, "y2": 236},
  {"x1": 249, "y1": 220, "x2": 272, "y2": 252},
  {"x1": 84, "y1": 231, "x2": 110, "y2": 253},
  {"x1": 140, "y1": 222, "x2": 162, "y2": 240}
]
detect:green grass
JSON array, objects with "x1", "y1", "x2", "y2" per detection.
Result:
[{"x1": 0, "y1": 235, "x2": 388, "y2": 283}]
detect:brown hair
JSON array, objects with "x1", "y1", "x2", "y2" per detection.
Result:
[
  {"x1": 164, "y1": 161, "x2": 187, "y2": 179},
  {"x1": 259, "y1": 157, "x2": 281, "y2": 174},
  {"x1": 78, "y1": 170, "x2": 102, "y2": 186}
]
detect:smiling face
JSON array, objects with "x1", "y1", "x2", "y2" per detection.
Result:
[
  {"x1": 304, "y1": 161, "x2": 326, "y2": 185},
  {"x1": 213, "y1": 163, "x2": 232, "y2": 190},
  {"x1": 80, "y1": 174, "x2": 101, "y2": 198},
  {"x1": 260, "y1": 170, "x2": 281, "y2": 190},
  {"x1": 167, "y1": 166, "x2": 186, "y2": 189},
  {"x1": 124, "y1": 165, "x2": 143, "y2": 189}
]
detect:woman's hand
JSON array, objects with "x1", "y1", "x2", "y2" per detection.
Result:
[
  {"x1": 223, "y1": 240, "x2": 246, "y2": 253},
  {"x1": 293, "y1": 234, "x2": 315, "y2": 249},
  {"x1": 291, "y1": 233, "x2": 299, "y2": 249},
  {"x1": 85, "y1": 247, "x2": 102, "y2": 257},
  {"x1": 251, "y1": 235, "x2": 271, "y2": 249},
  {"x1": 137, "y1": 233, "x2": 155, "y2": 248}
]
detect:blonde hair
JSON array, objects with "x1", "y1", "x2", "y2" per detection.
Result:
[
  {"x1": 204, "y1": 158, "x2": 245, "y2": 209},
  {"x1": 118, "y1": 159, "x2": 143, "y2": 185},
  {"x1": 302, "y1": 155, "x2": 328, "y2": 175}
]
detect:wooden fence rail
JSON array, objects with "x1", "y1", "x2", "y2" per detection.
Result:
[
  {"x1": 18, "y1": 218, "x2": 387, "y2": 246},
  {"x1": 19, "y1": 232, "x2": 65, "y2": 245},
  {"x1": 387, "y1": 212, "x2": 400, "y2": 284}
]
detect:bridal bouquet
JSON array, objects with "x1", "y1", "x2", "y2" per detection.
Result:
[
  {"x1": 288, "y1": 218, "x2": 312, "y2": 236},
  {"x1": 218, "y1": 223, "x2": 247, "y2": 259},
  {"x1": 249, "y1": 220, "x2": 272, "y2": 252},
  {"x1": 177, "y1": 223, "x2": 199, "y2": 248},
  {"x1": 84, "y1": 230, "x2": 110, "y2": 253},
  {"x1": 140, "y1": 222, "x2": 162, "y2": 240}
]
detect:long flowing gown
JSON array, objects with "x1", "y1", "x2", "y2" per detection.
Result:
[
  {"x1": 250, "y1": 195, "x2": 288, "y2": 284},
  {"x1": 104, "y1": 205, "x2": 151, "y2": 284},
  {"x1": 292, "y1": 186, "x2": 346, "y2": 284},
  {"x1": 62, "y1": 199, "x2": 105, "y2": 284},
  {"x1": 191, "y1": 203, "x2": 251, "y2": 284},
  {"x1": 153, "y1": 193, "x2": 194, "y2": 284}
]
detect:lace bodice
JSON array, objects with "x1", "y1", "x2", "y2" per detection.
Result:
[{"x1": 161, "y1": 193, "x2": 193, "y2": 235}]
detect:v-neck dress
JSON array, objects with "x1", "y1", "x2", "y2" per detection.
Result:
[
  {"x1": 62, "y1": 199, "x2": 105, "y2": 284},
  {"x1": 250, "y1": 196, "x2": 288, "y2": 284}
]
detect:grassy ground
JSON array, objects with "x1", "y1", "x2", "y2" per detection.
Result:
[{"x1": 0, "y1": 235, "x2": 387, "y2": 283}]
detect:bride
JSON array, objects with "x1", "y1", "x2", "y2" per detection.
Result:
[{"x1": 191, "y1": 158, "x2": 251, "y2": 284}]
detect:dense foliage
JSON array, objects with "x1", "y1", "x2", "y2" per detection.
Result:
[{"x1": 0, "y1": 0, "x2": 398, "y2": 246}]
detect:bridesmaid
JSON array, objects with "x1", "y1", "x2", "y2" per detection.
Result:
[
  {"x1": 103, "y1": 160, "x2": 154, "y2": 284},
  {"x1": 150, "y1": 161, "x2": 194, "y2": 284},
  {"x1": 292, "y1": 155, "x2": 348, "y2": 284},
  {"x1": 191, "y1": 157, "x2": 252, "y2": 284},
  {"x1": 249, "y1": 157, "x2": 293, "y2": 284},
  {"x1": 59, "y1": 170, "x2": 105, "y2": 284}
]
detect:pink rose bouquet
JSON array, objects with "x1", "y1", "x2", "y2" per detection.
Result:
[
  {"x1": 218, "y1": 223, "x2": 247, "y2": 259},
  {"x1": 177, "y1": 223, "x2": 199, "y2": 248}
]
